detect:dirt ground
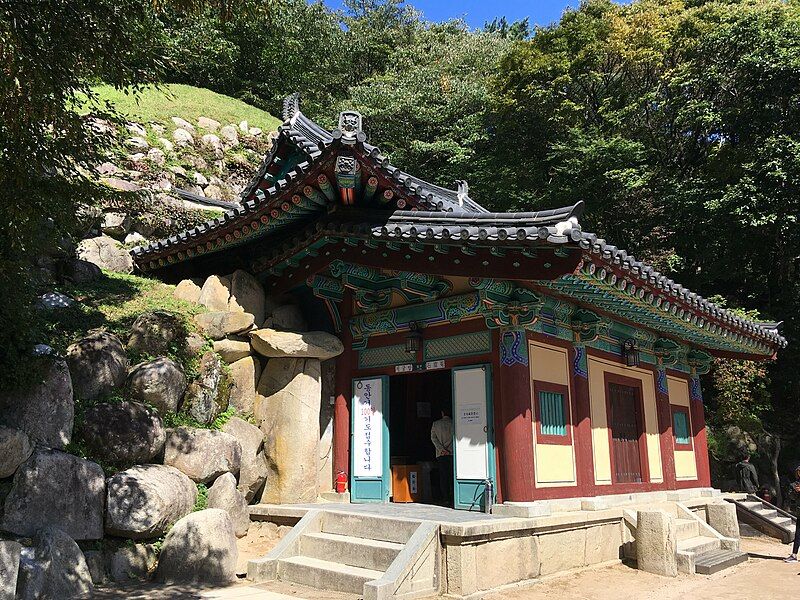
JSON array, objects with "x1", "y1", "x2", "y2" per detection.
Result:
[
  {"x1": 485, "y1": 535, "x2": 796, "y2": 600},
  {"x1": 93, "y1": 531, "x2": 796, "y2": 599}
]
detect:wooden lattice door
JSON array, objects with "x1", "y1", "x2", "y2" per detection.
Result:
[{"x1": 608, "y1": 382, "x2": 643, "y2": 483}]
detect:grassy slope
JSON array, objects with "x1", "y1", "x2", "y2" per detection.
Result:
[{"x1": 91, "y1": 83, "x2": 282, "y2": 131}]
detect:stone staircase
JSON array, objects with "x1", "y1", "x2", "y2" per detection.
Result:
[
  {"x1": 248, "y1": 510, "x2": 440, "y2": 599},
  {"x1": 674, "y1": 515, "x2": 747, "y2": 574},
  {"x1": 629, "y1": 501, "x2": 748, "y2": 576},
  {"x1": 727, "y1": 495, "x2": 796, "y2": 544}
]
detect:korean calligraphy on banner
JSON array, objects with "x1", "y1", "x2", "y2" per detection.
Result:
[{"x1": 353, "y1": 378, "x2": 384, "y2": 478}]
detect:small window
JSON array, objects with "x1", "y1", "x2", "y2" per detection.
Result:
[
  {"x1": 672, "y1": 408, "x2": 691, "y2": 447},
  {"x1": 534, "y1": 382, "x2": 571, "y2": 444},
  {"x1": 539, "y1": 391, "x2": 567, "y2": 436}
]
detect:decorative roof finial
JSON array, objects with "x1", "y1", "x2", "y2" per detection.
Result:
[
  {"x1": 334, "y1": 110, "x2": 366, "y2": 145},
  {"x1": 456, "y1": 180, "x2": 470, "y2": 207},
  {"x1": 282, "y1": 93, "x2": 300, "y2": 122}
]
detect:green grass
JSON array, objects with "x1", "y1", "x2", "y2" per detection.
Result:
[
  {"x1": 42, "y1": 270, "x2": 208, "y2": 385},
  {"x1": 89, "y1": 83, "x2": 282, "y2": 131}
]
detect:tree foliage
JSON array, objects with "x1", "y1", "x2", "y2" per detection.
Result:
[{"x1": 0, "y1": 0, "x2": 165, "y2": 386}]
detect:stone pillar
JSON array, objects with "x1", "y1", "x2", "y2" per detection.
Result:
[
  {"x1": 496, "y1": 329, "x2": 535, "y2": 502},
  {"x1": 570, "y1": 344, "x2": 594, "y2": 489},
  {"x1": 636, "y1": 510, "x2": 677, "y2": 577},
  {"x1": 333, "y1": 292, "x2": 354, "y2": 483},
  {"x1": 655, "y1": 366, "x2": 676, "y2": 488},
  {"x1": 256, "y1": 357, "x2": 322, "y2": 503},
  {"x1": 689, "y1": 372, "x2": 712, "y2": 487}
]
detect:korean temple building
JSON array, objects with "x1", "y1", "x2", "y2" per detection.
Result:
[{"x1": 132, "y1": 95, "x2": 787, "y2": 511}]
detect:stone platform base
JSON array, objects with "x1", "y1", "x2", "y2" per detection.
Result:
[{"x1": 248, "y1": 489, "x2": 729, "y2": 597}]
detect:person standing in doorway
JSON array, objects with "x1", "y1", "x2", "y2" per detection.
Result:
[
  {"x1": 431, "y1": 406, "x2": 454, "y2": 506},
  {"x1": 735, "y1": 453, "x2": 759, "y2": 494}
]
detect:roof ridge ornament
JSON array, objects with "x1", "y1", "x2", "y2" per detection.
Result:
[
  {"x1": 282, "y1": 93, "x2": 300, "y2": 122},
  {"x1": 334, "y1": 110, "x2": 366, "y2": 146},
  {"x1": 456, "y1": 180, "x2": 469, "y2": 208}
]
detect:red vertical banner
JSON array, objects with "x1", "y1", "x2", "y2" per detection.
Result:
[
  {"x1": 333, "y1": 291, "x2": 354, "y2": 484},
  {"x1": 569, "y1": 344, "x2": 595, "y2": 490},
  {"x1": 495, "y1": 329, "x2": 535, "y2": 502},
  {"x1": 655, "y1": 366, "x2": 677, "y2": 488}
]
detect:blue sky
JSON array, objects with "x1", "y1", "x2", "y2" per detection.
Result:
[{"x1": 323, "y1": 0, "x2": 582, "y2": 29}]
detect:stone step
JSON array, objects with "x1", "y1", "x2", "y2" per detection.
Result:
[
  {"x1": 694, "y1": 550, "x2": 749, "y2": 575},
  {"x1": 774, "y1": 517, "x2": 794, "y2": 528},
  {"x1": 677, "y1": 536, "x2": 721, "y2": 556},
  {"x1": 278, "y1": 555, "x2": 382, "y2": 595},
  {"x1": 741, "y1": 501, "x2": 763, "y2": 510},
  {"x1": 754, "y1": 508, "x2": 778, "y2": 519},
  {"x1": 300, "y1": 531, "x2": 403, "y2": 571},
  {"x1": 675, "y1": 518, "x2": 699, "y2": 542},
  {"x1": 321, "y1": 511, "x2": 419, "y2": 544}
]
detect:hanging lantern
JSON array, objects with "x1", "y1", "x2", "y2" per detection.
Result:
[
  {"x1": 405, "y1": 322, "x2": 423, "y2": 354},
  {"x1": 622, "y1": 338, "x2": 640, "y2": 367}
]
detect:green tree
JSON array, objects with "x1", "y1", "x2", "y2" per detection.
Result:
[
  {"x1": 0, "y1": 0, "x2": 165, "y2": 387},
  {"x1": 490, "y1": 0, "x2": 800, "y2": 471},
  {"x1": 342, "y1": 21, "x2": 511, "y2": 195}
]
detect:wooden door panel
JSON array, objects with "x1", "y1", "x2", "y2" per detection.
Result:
[{"x1": 609, "y1": 383, "x2": 643, "y2": 484}]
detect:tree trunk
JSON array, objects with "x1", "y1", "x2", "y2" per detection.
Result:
[{"x1": 761, "y1": 431, "x2": 782, "y2": 506}]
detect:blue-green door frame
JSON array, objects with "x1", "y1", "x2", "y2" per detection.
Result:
[
  {"x1": 350, "y1": 376, "x2": 390, "y2": 503},
  {"x1": 451, "y1": 364, "x2": 496, "y2": 511}
]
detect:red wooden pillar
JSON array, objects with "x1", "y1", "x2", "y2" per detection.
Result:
[
  {"x1": 655, "y1": 366, "x2": 677, "y2": 488},
  {"x1": 495, "y1": 329, "x2": 535, "y2": 502},
  {"x1": 569, "y1": 344, "x2": 595, "y2": 489},
  {"x1": 333, "y1": 292, "x2": 354, "y2": 482},
  {"x1": 689, "y1": 372, "x2": 712, "y2": 487}
]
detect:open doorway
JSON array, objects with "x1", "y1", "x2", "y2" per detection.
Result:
[{"x1": 388, "y1": 369, "x2": 452, "y2": 506}]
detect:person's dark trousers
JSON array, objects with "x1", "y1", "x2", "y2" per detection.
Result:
[
  {"x1": 793, "y1": 522, "x2": 800, "y2": 555},
  {"x1": 437, "y1": 455, "x2": 454, "y2": 506}
]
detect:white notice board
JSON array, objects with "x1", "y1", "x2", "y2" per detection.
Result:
[
  {"x1": 453, "y1": 367, "x2": 488, "y2": 480},
  {"x1": 353, "y1": 377, "x2": 384, "y2": 478}
]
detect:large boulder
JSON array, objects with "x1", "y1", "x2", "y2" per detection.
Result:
[
  {"x1": 105, "y1": 465, "x2": 196, "y2": 539},
  {"x1": 173, "y1": 279, "x2": 202, "y2": 304},
  {"x1": 198, "y1": 275, "x2": 230, "y2": 311},
  {"x1": 222, "y1": 417, "x2": 267, "y2": 501},
  {"x1": 194, "y1": 311, "x2": 254, "y2": 340},
  {"x1": 213, "y1": 338, "x2": 251, "y2": 363},
  {"x1": 106, "y1": 543, "x2": 158, "y2": 582},
  {"x1": 0, "y1": 540, "x2": 22, "y2": 600},
  {"x1": 227, "y1": 270, "x2": 266, "y2": 324},
  {"x1": 207, "y1": 472, "x2": 249, "y2": 537},
  {"x1": 219, "y1": 124, "x2": 239, "y2": 147},
  {"x1": 250, "y1": 329, "x2": 343, "y2": 360},
  {"x1": 163, "y1": 427, "x2": 241, "y2": 483},
  {"x1": 80, "y1": 401, "x2": 165, "y2": 464},
  {"x1": 16, "y1": 527, "x2": 93, "y2": 600},
  {"x1": 66, "y1": 331, "x2": 128, "y2": 401},
  {"x1": 127, "y1": 357, "x2": 187, "y2": 414},
  {"x1": 228, "y1": 356, "x2": 261, "y2": 415},
  {"x1": 82, "y1": 550, "x2": 106, "y2": 585},
  {"x1": 0, "y1": 359, "x2": 73, "y2": 449},
  {"x1": 0, "y1": 426, "x2": 32, "y2": 478},
  {"x1": 255, "y1": 358, "x2": 321, "y2": 503},
  {"x1": 1, "y1": 450, "x2": 105, "y2": 540},
  {"x1": 127, "y1": 310, "x2": 184, "y2": 355},
  {"x1": 61, "y1": 258, "x2": 102, "y2": 284},
  {"x1": 156, "y1": 509, "x2": 238, "y2": 584},
  {"x1": 271, "y1": 304, "x2": 307, "y2": 331},
  {"x1": 182, "y1": 351, "x2": 229, "y2": 425},
  {"x1": 101, "y1": 212, "x2": 131, "y2": 238},
  {"x1": 76, "y1": 235, "x2": 133, "y2": 273}
]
